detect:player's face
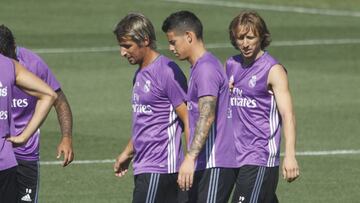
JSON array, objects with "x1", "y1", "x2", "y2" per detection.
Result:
[
  {"x1": 235, "y1": 27, "x2": 262, "y2": 60},
  {"x1": 118, "y1": 39, "x2": 145, "y2": 65},
  {"x1": 165, "y1": 31, "x2": 189, "y2": 61}
]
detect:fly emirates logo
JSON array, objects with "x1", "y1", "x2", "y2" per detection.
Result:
[
  {"x1": 132, "y1": 93, "x2": 153, "y2": 115},
  {"x1": 132, "y1": 104, "x2": 153, "y2": 115},
  {"x1": 230, "y1": 88, "x2": 257, "y2": 108},
  {"x1": 0, "y1": 82, "x2": 9, "y2": 120},
  {"x1": 12, "y1": 98, "x2": 29, "y2": 108},
  {"x1": 0, "y1": 82, "x2": 8, "y2": 97}
]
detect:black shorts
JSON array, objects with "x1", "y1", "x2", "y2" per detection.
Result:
[
  {"x1": 133, "y1": 173, "x2": 181, "y2": 203},
  {"x1": 16, "y1": 159, "x2": 39, "y2": 203},
  {"x1": 231, "y1": 165, "x2": 279, "y2": 203},
  {"x1": 0, "y1": 166, "x2": 18, "y2": 203},
  {"x1": 181, "y1": 167, "x2": 237, "y2": 203}
]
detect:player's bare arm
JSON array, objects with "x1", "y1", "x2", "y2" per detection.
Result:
[
  {"x1": 54, "y1": 90, "x2": 74, "y2": 167},
  {"x1": 175, "y1": 102, "x2": 190, "y2": 146},
  {"x1": 178, "y1": 96, "x2": 217, "y2": 191},
  {"x1": 189, "y1": 96, "x2": 217, "y2": 157},
  {"x1": 114, "y1": 139, "x2": 134, "y2": 178},
  {"x1": 7, "y1": 61, "x2": 57, "y2": 145},
  {"x1": 268, "y1": 64, "x2": 299, "y2": 183}
]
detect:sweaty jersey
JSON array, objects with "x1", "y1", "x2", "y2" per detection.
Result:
[
  {"x1": 12, "y1": 47, "x2": 61, "y2": 161},
  {"x1": 226, "y1": 52, "x2": 282, "y2": 167},
  {"x1": 131, "y1": 55, "x2": 187, "y2": 175},
  {"x1": 188, "y1": 52, "x2": 236, "y2": 170},
  {"x1": 0, "y1": 54, "x2": 17, "y2": 170}
]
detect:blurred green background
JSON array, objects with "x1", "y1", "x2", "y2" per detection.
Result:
[{"x1": 1, "y1": 0, "x2": 360, "y2": 202}]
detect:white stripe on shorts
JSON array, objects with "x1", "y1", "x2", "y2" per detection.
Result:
[
  {"x1": 146, "y1": 173, "x2": 160, "y2": 203},
  {"x1": 206, "y1": 168, "x2": 220, "y2": 203}
]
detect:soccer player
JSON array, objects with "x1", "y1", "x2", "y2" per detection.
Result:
[
  {"x1": 162, "y1": 11, "x2": 237, "y2": 203},
  {"x1": 0, "y1": 24, "x2": 74, "y2": 202},
  {"x1": 226, "y1": 11, "x2": 300, "y2": 203},
  {"x1": 112, "y1": 13, "x2": 189, "y2": 203},
  {"x1": 0, "y1": 53, "x2": 57, "y2": 202}
]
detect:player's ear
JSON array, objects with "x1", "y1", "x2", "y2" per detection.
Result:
[
  {"x1": 185, "y1": 31, "x2": 193, "y2": 44},
  {"x1": 143, "y1": 37, "x2": 150, "y2": 47}
]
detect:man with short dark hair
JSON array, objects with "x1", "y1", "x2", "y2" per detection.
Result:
[{"x1": 162, "y1": 11, "x2": 237, "y2": 203}]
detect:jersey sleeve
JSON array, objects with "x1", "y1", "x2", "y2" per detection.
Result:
[
  {"x1": 195, "y1": 62, "x2": 221, "y2": 98},
  {"x1": 35, "y1": 57, "x2": 61, "y2": 91},
  {"x1": 163, "y1": 61, "x2": 187, "y2": 108}
]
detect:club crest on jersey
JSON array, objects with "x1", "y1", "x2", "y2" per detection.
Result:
[
  {"x1": 187, "y1": 102, "x2": 193, "y2": 111},
  {"x1": 143, "y1": 80, "x2": 151, "y2": 93},
  {"x1": 248, "y1": 75, "x2": 257, "y2": 88}
]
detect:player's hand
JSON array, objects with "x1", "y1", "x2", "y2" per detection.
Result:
[
  {"x1": 7, "y1": 135, "x2": 28, "y2": 147},
  {"x1": 282, "y1": 155, "x2": 300, "y2": 182},
  {"x1": 114, "y1": 153, "x2": 132, "y2": 178},
  {"x1": 178, "y1": 154, "x2": 196, "y2": 191},
  {"x1": 57, "y1": 136, "x2": 74, "y2": 167}
]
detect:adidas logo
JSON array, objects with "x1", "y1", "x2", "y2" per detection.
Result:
[
  {"x1": 21, "y1": 188, "x2": 32, "y2": 202},
  {"x1": 238, "y1": 196, "x2": 245, "y2": 203}
]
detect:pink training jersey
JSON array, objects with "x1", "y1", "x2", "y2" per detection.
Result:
[
  {"x1": 0, "y1": 54, "x2": 17, "y2": 171},
  {"x1": 131, "y1": 55, "x2": 187, "y2": 175},
  {"x1": 12, "y1": 47, "x2": 61, "y2": 161},
  {"x1": 187, "y1": 52, "x2": 236, "y2": 171},
  {"x1": 226, "y1": 52, "x2": 282, "y2": 167}
]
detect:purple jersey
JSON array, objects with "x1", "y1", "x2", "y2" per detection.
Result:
[
  {"x1": 188, "y1": 52, "x2": 236, "y2": 170},
  {"x1": 131, "y1": 55, "x2": 187, "y2": 175},
  {"x1": 0, "y1": 54, "x2": 17, "y2": 171},
  {"x1": 226, "y1": 52, "x2": 281, "y2": 167},
  {"x1": 12, "y1": 47, "x2": 61, "y2": 161}
]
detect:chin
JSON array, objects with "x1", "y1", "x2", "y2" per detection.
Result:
[{"x1": 176, "y1": 55, "x2": 186, "y2": 61}]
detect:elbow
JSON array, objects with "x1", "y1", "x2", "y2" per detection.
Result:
[{"x1": 49, "y1": 91, "x2": 58, "y2": 104}]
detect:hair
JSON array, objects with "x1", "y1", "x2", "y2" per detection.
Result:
[
  {"x1": 162, "y1": 10, "x2": 203, "y2": 40},
  {"x1": 229, "y1": 11, "x2": 271, "y2": 50},
  {"x1": 0, "y1": 24, "x2": 17, "y2": 60},
  {"x1": 113, "y1": 13, "x2": 157, "y2": 49}
]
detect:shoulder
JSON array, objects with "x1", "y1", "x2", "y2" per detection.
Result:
[
  {"x1": 225, "y1": 54, "x2": 242, "y2": 73},
  {"x1": 17, "y1": 47, "x2": 43, "y2": 63},
  {"x1": 0, "y1": 55, "x2": 15, "y2": 78},
  {"x1": 268, "y1": 64, "x2": 288, "y2": 86},
  {"x1": 196, "y1": 53, "x2": 223, "y2": 74},
  {"x1": 225, "y1": 54, "x2": 242, "y2": 65},
  {"x1": 155, "y1": 55, "x2": 184, "y2": 77},
  {"x1": 262, "y1": 52, "x2": 279, "y2": 67},
  {"x1": 18, "y1": 47, "x2": 51, "y2": 75}
]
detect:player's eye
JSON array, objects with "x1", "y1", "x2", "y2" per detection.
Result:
[{"x1": 120, "y1": 44, "x2": 132, "y2": 49}]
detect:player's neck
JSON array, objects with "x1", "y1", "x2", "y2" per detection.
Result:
[
  {"x1": 243, "y1": 50, "x2": 264, "y2": 67},
  {"x1": 188, "y1": 42, "x2": 206, "y2": 66},
  {"x1": 140, "y1": 49, "x2": 160, "y2": 69}
]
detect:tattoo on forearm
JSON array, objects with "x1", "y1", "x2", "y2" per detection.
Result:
[
  {"x1": 54, "y1": 90, "x2": 73, "y2": 137},
  {"x1": 188, "y1": 96, "x2": 217, "y2": 157}
]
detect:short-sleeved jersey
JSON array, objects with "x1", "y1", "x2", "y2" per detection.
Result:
[
  {"x1": 132, "y1": 55, "x2": 187, "y2": 175},
  {"x1": 226, "y1": 52, "x2": 282, "y2": 167},
  {"x1": 0, "y1": 54, "x2": 17, "y2": 171},
  {"x1": 12, "y1": 47, "x2": 61, "y2": 161},
  {"x1": 187, "y1": 52, "x2": 236, "y2": 170}
]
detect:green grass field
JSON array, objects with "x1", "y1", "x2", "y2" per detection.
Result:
[{"x1": 1, "y1": 0, "x2": 360, "y2": 202}]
